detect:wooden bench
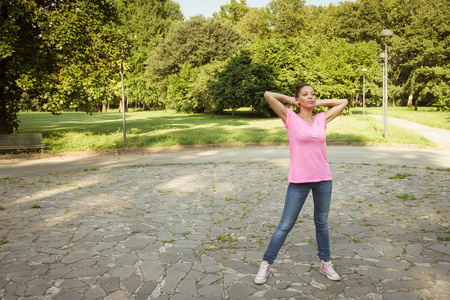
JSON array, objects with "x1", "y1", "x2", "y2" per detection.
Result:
[{"x1": 0, "y1": 133, "x2": 45, "y2": 153}]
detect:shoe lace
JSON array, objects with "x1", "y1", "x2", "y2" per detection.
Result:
[
  {"x1": 325, "y1": 264, "x2": 337, "y2": 275},
  {"x1": 322, "y1": 261, "x2": 337, "y2": 275},
  {"x1": 257, "y1": 263, "x2": 269, "y2": 276}
]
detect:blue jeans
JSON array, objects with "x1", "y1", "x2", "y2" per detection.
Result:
[{"x1": 263, "y1": 180, "x2": 333, "y2": 264}]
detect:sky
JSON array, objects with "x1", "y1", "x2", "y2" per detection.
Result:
[{"x1": 176, "y1": 0, "x2": 345, "y2": 18}]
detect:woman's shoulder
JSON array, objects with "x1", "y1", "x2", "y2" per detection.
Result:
[
  {"x1": 314, "y1": 112, "x2": 327, "y2": 127},
  {"x1": 314, "y1": 112, "x2": 326, "y2": 120}
]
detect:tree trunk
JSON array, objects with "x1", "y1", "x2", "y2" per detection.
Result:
[
  {"x1": 407, "y1": 94, "x2": 413, "y2": 106},
  {"x1": 414, "y1": 99, "x2": 418, "y2": 111},
  {"x1": 0, "y1": 97, "x2": 9, "y2": 134},
  {"x1": 102, "y1": 103, "x2": 107, "y2": 113},
  {"x1": 0, "y1": 61, "x2": 9, "y2": 134}
]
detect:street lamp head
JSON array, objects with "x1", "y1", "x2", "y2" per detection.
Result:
[
  {"x1": 361, "y1": 68, "x2": 367, "y2": 73},
  {"x1": 380, "y1": 29, "x2": 393, "y2": 39},
  {"x1": 379, "y1": 52, "x2": 387, "y2": 59}
]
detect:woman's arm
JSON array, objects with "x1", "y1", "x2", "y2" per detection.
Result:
[
  {"x1": 316, "y1": 99, "x2": 348, "y2": 123},
  {"x1": 264, "y1": 91, "x2": 296, "y2": 123}
]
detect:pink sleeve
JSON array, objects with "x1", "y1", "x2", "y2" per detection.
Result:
[
  {"x1": 317, "y1": 112, "x2": 327, "y2": 129},
  {"x1": 283, "y1": 108, "x2": 293, "y2": 128}
]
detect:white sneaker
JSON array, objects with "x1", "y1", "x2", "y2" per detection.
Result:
[
  {"x1": 319, "y1": 260, "x2": 341, "y2": 280},
  {"x1": 254, "y1": 260, "x2": 270, "y2": 284}
]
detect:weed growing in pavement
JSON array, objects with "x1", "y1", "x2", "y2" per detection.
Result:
[
  {"x1": 395, "y1": 193, "x2": 416, "y2": 201},
  {"x1": 349, "y1": 236, "x2": 362, "y2": 243},
  {"x1": 389, "y1": 173, "x2": 412, "y2": 179},
  {"x1": 216, "y1": 234, "x2": 238, "y2": 243}
]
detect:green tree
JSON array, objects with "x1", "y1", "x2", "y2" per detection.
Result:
[
  {"x1": 301, "y1": 0, "x2": 449, "y2": 110},
  {"x1": 116, "y1": 0, "x2": 182, "y2": 109},
  {"x1": 408, "y1": 67, "x2": 450, "y2": 110},
  {"x1": 266, "y1": 0, "x2": 307, "y2": 38},
  {"x1": 213, "y1": 0, "x2": 249, "y2": 24},
  {"x1": 235, "y1": 7, "x2": 271, "y2": 41},
  {"x1": 167, "y1": 65, "x2": 200, "y2": 112},
  {"x1": 302, "y1": 4, "x2": 339, "y2": 41},
  {"x1": 212, "y1": 50, "x2": 278, "y2": 116},
  {"x1": 331, "y1": 0, "x2": 382, "y2": 43},
  {"x1": 145, "y1": 16, "x2": 247, "y2": 104},
  {"x1": 0, "y1": 0, "x2": 128, "y2": 134},
  {"x1": 324, "y1": 0, "x2": 407, "y2": 43},
  {"x1": 166, "y1": 61, "x2": 222, "y2": 113},
  {"x1": 390, "y1": 0, "x2": 450, "y2": 109},
  {"x1": 249, "y1": 37, "x2": 381, "y2": 106},
  {"x1": 35, "y1": 1, "x2": 128, "y2": 113},
  {"x1": 0, "y1": 0, "x2": 38, "y2": 133}
]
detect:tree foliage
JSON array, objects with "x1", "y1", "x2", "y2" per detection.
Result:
[
  {"x1": 235, "y1": 7, "x2": 271, "y2": 41},
  {"x1": 213, "y1": 0, "x2": 249, "y2": 24},
  {"x1": 35, "y1": 1, "x2": 128, "y2": 112},
  {"x1": 116, "y1": 0, "x2": 182, "y2": 108},
  {"x1": 160, "y1": 0, "x2": 449, "y2": 114},
  {"x1": 249, "y1": 37, "x2": 381, "y2": 105},
  {"x1": 0, "y1": 0, "x2": 128, "y2": 134},
  {"x1": 311, "y1": 0, "x2": 450, "y2": 109},
  {"x1": 145, "y1": 16, "x2": 247, "y2": 104},
  {"x1": 166, "y1": 62, "x2": 223, "y2": 113},
  {"x1": 266, "y1": 0, "x2": 307, "y2": 38},
  {"x1": 0, "y1": 0, "x2": 38, "y2": 133},
  {"x1": 146, "y1": 16, "x2": 246, "y2": 79},
  {"x1": 212, "y1": 50, "x2": 278, "y2": 116},
  {"x1": 390, "y1": 0, "x2": 450, "y2": 109}
]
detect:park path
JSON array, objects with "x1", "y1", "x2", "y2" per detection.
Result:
[
  {"x1": 369, "y1": 115, "x2": 450, "y2": 150},
  {"x1": 0, "y1": 116, "x2": 449, "y2": 299}
]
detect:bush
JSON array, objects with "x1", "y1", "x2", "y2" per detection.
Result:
[
  {"x1": 166, "y1": 65, "x2": 199, "y2": 113},
  {"x1": 166, "y1": 62, "x2": 222, "y2": 113},
  {"x1": 212, "y1": 50, "x2": 278, "y2": 116}
]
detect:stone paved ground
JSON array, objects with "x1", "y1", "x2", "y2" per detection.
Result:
[{"x1": 0, "y1": 160, "x2": 449, "y2": 299}]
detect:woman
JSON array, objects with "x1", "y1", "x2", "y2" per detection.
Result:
[{"x1": 254, "y1": 83, "x2": 348, "y2": 284}]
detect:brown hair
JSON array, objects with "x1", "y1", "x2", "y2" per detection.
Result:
[{"x1": 294, "y1": 83, "x2": 312, "y2": 98}]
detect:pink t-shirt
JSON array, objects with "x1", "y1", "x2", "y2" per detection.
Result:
[{"x1": 283, "y1": 108, "x2": 332, "y2": 183}]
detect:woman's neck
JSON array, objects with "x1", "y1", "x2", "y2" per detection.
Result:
[{"x1": 298, "y1": 108, "x2": 314, "y2": 124}]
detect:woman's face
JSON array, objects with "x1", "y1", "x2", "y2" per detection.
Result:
[{"x1": 296, "y1": 86, "x2": 316, "y2": 108}]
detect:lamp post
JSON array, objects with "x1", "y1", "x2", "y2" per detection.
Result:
[
  {"x1": 126, "y1": 88, "x2": 129, "y2": 112},
  {"x1": 380, "y1": 29, "x2": 393, "y2": 139},
  {"x1": 121, "y1": 58, "x2": 126, "y2": 142},
  {"x1": 361, "y1": 68, "x2": 367, "y2": 115},
  {"x1": 379, "y1": 52, "x2": 386, "y2": 131}
]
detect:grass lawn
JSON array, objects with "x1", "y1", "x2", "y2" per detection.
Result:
[
  {"x1": 13, "y1": 108, "x2": 437, "y2": 154},
  {"x1": 351, "y1": 106, "x2": 450, "y2": 130}
]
